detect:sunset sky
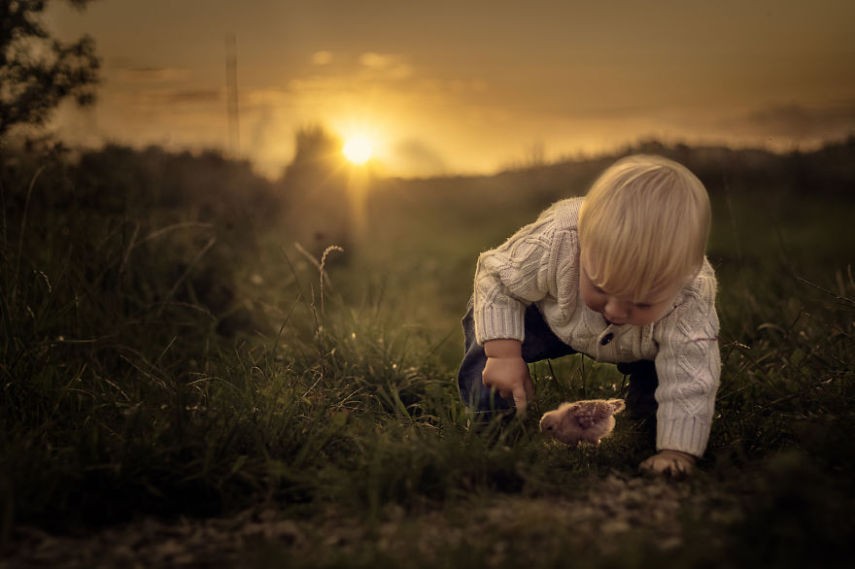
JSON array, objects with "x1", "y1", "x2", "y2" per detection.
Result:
[{"x1": 47, "y1": 0, "x2": 855, "y2": 178}]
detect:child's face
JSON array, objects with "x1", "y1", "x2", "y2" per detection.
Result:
[{"x1": 579, "y1": 256, "x2": 685, "y2": 327}]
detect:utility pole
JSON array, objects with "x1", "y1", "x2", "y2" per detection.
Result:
[{"x1": 225, "y1": 34, "x2": 239, "y2": 156}]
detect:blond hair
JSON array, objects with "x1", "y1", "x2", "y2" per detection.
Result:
[{"x1": 578, "y1": 154, "x2": 711, "y2": 302}]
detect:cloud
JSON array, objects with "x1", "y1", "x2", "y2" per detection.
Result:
[
  {"x1": 448, "y1": 79, "x2": 488, "y2": 94},
  {"x1": 162, "y1": 89, "x2": 221, "y2": 104},
  {"x1": 115, "y1": 88, "x2": 222, "y2": 110},
  {"x1": 392, "y1": 138, "x2": 447, "y2": 177},
  {"x1": 730, "y1": 102, "x2": 855, "y2": 139},
  {"x1": 111, "y1": 65, "x2": 218, "y2": 108},
  {"x1": 114, "y1": 66, "x2": 191, "y2": 83},
  {"x1": 243, "y1": 87, "x2": 293, "y2": 108},
  {"x1": 359, "y1": 52, "x2": 394, "y2": 69},
  {"x1": 358, "y1": 52, "x2": 412, "y2": 80},
  {"x1": 312, "y1": 51, "x2": 333, "y2": 65}
]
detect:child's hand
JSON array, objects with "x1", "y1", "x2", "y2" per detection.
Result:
[
  {"x1": 640, "y1": 449, "x2": 696, "y2": 477},
  {"x1": 481, "y1": 355, "x2": 534, "y2": 417}
]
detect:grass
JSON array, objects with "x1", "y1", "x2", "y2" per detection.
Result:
[{"x1": 1, "y1": 142, "x2": 854, "y2": 567}]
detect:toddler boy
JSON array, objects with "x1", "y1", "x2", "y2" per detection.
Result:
[{"x1": 457, "y1": 155, "x2": 721, "y2": 475}]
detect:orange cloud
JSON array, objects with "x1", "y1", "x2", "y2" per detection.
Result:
[
  {"x1": 114, "y1": 66, "x2": 191, "y2": 84},
  {"x1": 358, "y1": 52, "x2": 412, "y2": 80},
  {"x1": 312, "y1": 51, "x2": 333, "y2": 65}
]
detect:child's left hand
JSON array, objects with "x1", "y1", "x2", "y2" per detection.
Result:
[{"x1": 640, "y1": 449, "x2": 696, "y2": 476}]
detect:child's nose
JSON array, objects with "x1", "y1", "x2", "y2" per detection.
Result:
[{"x1": 604, "y1": 298, "x2": 628, "y2": 320}]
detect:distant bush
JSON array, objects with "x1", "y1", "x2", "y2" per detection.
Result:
[
  {"x1": 278, "y1": 126, "x2": 353, "y2": 260},
  {"x1": 484, "y1": 136, "x2": 855, "y2": 205},
  {"x1": 3, "y1": 144, "x2": 287, "y2": 334}
]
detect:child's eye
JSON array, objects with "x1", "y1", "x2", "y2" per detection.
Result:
[{"x1": 635, "y1": 303, "x2": 652, "y2": 310}]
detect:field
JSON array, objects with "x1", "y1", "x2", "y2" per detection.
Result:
[{"x1": 1, "y1": 139, "x2": 854, "y2": 568}]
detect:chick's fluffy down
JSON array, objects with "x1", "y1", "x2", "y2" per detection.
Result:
[{"x1": 540, "y1": 399, "x2": 625, "y2": 446}]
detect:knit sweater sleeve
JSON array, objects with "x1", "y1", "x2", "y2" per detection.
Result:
[
  {"x1": 472, "y1": 207, "x2": 560, "y2": 344},
  {"x1": 652, "y1": 261, "x2": 721, "y2": 457}
]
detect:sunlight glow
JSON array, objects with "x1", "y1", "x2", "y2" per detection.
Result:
[{"x1": 343, "y1": 135, "x2": 373, "y2": 164}]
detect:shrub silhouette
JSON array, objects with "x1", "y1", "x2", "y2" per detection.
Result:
[{"x1": 279, "y1": 126, "x2": 353, "y2": 260}]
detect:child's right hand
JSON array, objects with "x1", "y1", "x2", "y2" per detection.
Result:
[
  {"x1": 482, "y1": 356, "x2": 534, "y2": 415},
  {"x1": 481, "y1": 340, "x2": 534, "y2": 416}
]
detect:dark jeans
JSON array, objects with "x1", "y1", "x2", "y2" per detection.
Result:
[{"x1": 457, "y1": 298, "x2": 658, "y2": 421}]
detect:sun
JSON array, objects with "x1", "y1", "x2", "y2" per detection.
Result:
[{"x1": 342, "y1": 135, "x2": 373, "y2": 165}]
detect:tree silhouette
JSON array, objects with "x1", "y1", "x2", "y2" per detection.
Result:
[
  {"x1": 280, "y1": 126, "x2": 353, "y2": 259},
  {"x1": 0, "y1": 0, "x2": 100, "y2": 138}
]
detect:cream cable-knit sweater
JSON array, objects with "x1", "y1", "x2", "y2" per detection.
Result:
[{"x1": 473, "y1": 197, "x2": 721, "y2": 457}]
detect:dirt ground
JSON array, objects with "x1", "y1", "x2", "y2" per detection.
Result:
[{"x1": 2, "y1": 473, "x2": 739, "y2": 568}]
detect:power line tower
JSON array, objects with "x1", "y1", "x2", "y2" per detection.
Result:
[{"x1": 225, "y1": 34, "x2": 240, "y2": 156}]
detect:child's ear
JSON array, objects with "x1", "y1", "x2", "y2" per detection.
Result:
[{"x1": 609, "y1": 399, "x2": 626, "y2": 414}]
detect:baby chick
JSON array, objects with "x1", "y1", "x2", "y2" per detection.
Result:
[{"x1": 539, "y1": 399, "x2": 626, "y2": 446}]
